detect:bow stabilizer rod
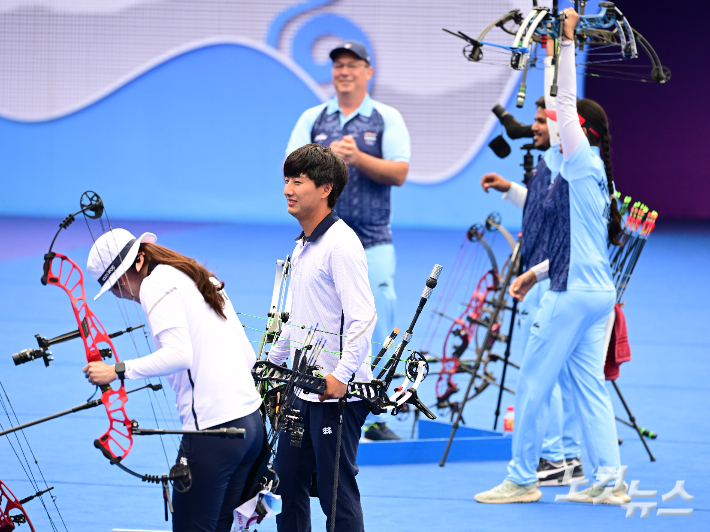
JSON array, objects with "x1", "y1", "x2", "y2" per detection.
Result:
[
  {"x1": 0, "y1": 384, "x2": 162, "y2": 437},
  {"x1": 130, "y1": 420, "x2": 245, "y2": 439},
  {"x1": 11, "y1": 324, "x2": 145, "y2": 367}
]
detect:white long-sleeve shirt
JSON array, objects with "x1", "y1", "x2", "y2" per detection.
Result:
[
  {"x1": 268, "y1": 211, "x2": 376, "y2": 402},
  {"x1": 557, "y1": 40, "x2": 585, "y2": 160},
  {"x1": 125, "y1": 265, "x2": 261, "y2": 430}
]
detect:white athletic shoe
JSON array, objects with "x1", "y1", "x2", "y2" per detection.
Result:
[
  {"x1": 474, "y1": 479, "x2": 542, "y2": 504},
  {"x1": 566, "y1": 482, "x2": 631, "y2": 505}
]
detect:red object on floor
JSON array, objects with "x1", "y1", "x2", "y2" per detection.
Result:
[{"x1": 605, "y1": 303, "x2": 632, "y2": 381}]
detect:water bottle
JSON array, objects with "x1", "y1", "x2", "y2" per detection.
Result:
[{"x1": 503, "y1": 406, "x2": 514, "y2": 435}]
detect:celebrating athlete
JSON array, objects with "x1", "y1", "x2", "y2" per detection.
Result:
[
  {"x1": 475, "y1": 8, "x2": 628, "y2": 505},
  {"x1": 479, "y1": 40, "x2": 584, "y2": 487}
]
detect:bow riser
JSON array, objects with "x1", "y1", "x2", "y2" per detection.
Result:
[
  {"x1": 0, "y1": 480, "x2": 36, "y2": 532},
  {"x1": 44, "y1": 253, "x2": 133, "y2": 461}
]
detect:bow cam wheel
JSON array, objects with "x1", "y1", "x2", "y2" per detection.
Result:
[
  {"x1": 405, "y1": 352, "x2": 429, "y2": 383},
  {"x1": 170, "y1": 462, "x2": 192, "y2": 493},
  {"x1": 80, "y1": 190, "x2": 104, "y2": 219}
]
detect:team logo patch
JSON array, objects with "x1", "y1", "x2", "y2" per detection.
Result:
[
  {"x1": 363, "y1": 131, "x2": 377, "y2": 146},
  {"x1": 314, "y1": 133, "x2": 328, "y2": 142}
]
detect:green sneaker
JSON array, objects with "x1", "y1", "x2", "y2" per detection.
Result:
[
  {"x1": 474, "y1": 479, "x2": 542, "y2": 504},
  {"x1": 567, "y1": 482, "x2": 631, "y2": 505}
]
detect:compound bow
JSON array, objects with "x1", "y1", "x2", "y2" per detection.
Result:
[
  {"x1": 445, "y1": 1, "x2": 670, "y2": 107},
  {"x1": 4, "y1": 191, "x2": 243, "y2": 520},
  {"x1": 422, "y1": 214, "x2": 519, "y2": 423},
  {"x1": 0, "y1": 481, "x2": 56, "y2": 532},
  {"x1": 239, "y1": 265, "x2": 443, "y2": 525}
]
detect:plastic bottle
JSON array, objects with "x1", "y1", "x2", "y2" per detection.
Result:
[{"x1": 503, "y1": 406, "x2": 514, "y2": 435}]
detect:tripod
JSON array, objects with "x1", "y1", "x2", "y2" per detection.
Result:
[{"x1": 611, "y1": 380, "x2": 656, "y2": 461}]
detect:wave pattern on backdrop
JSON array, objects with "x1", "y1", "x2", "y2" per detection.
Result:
[{"x1": 0, "y1": 0, "x2": 568, "y2": 227}]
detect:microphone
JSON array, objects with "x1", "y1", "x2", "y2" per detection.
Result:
[{"x1": 492, "y1": 104, "x2": 533, "y2": 139}]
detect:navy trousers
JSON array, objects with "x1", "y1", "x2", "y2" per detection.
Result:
[
  {"x1": 172, "y1": 409, "x2": 264, "y2": 532},
  {"x1": 274, "y1": 398, "x2": 369, "y2": 532}
]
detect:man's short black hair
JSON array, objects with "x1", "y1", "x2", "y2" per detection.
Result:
[
  {"x1": 535, "y1": 95, "x2": 546, "y2": 109},
  {"x1": 284, "y1": 144, "x2": 349, "y2": 208}
]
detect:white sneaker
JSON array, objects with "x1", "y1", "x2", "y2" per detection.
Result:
[
  {"x1": 567, "y1": 482, "x2": 631, "y2": 505},
  {"x1": 475, "y1": 479, "x2": 542, "y2": 504}
]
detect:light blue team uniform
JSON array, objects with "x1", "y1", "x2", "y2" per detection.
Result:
[
  {"x1": 507, "y1": 137, "x2": 620, "y2": 486},
  {"x1": 286, "y1": 94, "x2": 411, "y2": 349},
  {"x1": 515, "y1": 145, "x2": 581, "y2": 464}
]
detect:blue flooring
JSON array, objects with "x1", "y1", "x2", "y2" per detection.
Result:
[{"x1": 1, "y1": 217, "x2": 709, "y2": 531}]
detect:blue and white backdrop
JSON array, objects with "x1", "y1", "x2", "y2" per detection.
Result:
[{"x1": 0, "y1": 0, "x2": 580, "y2": 228}]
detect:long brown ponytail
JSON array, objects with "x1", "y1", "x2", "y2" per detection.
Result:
[
  {"x1": 577, "y1": 98, "x2": 623, "y2": 247},
  {"x1": 139, "y1": 242, "x2": 227, "y2": 319}
]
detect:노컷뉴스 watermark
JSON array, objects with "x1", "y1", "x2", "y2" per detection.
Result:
[{"x1": 555, "y1": 465, "x2": 694, "y2": 517}]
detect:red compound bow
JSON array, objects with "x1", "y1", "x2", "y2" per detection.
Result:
[
  {"x1": 41, "y1": 252, "x2": 133, "y2": 461},
  {"x1": 35, "y1": 191, "x2": 133, "y2": 461},
  {"x1": 0, "y1": 480, "x2": 55, "y2": 532},
  {"x1": 435, "y1": 223, "x2": 500, "y2": 409},
  {"x1": 0, "y1": 480, "x2": 33, "y2": 532}
]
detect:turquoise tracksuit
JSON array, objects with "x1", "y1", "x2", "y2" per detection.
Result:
[{"x1": 507, "y1": 139, "x2": 620, "y2": 485}]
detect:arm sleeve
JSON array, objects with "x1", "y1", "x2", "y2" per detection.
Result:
[
  {"x1": 266, "y1": 328, "x2": 292, "y2": 366},
  {"x1": 329, "y1": 242, "x2": 377, "y2": 385},
  {"x1": 531, "y1": 260, "x2": 550, "y2": 282},
  {"x1": 544, "y1": 56, "x2": 559, "y2": 147},
  {"x1": 286, "y1": 106, "x2": 323, "y2": 156},
  {"x1": 379, "y1": 105, "x2": 411, "y2": 163},
  {"x1": 502, "y1": 182, "x2": 528, "y2": 210},
  {"x1": 124, "y1": 327, "x2": 193, "y2": 379},
  {"x1": 557, "y1": 41, "x2": 584, "y2": 161}
]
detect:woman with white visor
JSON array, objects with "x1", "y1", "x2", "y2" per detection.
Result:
[{"x1": 83, "y1": 228, "x2": 263, "y2": 532}]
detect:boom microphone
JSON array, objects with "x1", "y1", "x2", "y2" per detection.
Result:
[{"x1": 492, "y1": 104, "x2": 533, "y2": 139}]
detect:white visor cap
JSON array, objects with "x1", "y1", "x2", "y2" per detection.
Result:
[{"x1": 87, "y1": 228, "x2": 157, "y2": 301}]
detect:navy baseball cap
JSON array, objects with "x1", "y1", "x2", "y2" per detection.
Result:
[{"x1": 329, "y1": 41, "x2": 371, "y2": 64}]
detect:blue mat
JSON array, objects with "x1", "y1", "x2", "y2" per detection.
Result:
[
  {"x1": 1, "y1": 217, "x2": 708, "y2": 531},
  {"x1": 358, "y1": 420, "x2": 511, "y2": 465}
]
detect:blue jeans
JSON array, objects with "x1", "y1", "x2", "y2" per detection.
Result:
[{"x1": 507, "y1": 289, "x2": 619, "y2": 485}]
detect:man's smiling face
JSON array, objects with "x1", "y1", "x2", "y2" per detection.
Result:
[{"x1": 284, "y1": 173, "x2": 331, "y2": 221}]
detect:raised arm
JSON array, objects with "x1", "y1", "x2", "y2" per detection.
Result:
[
  {"x1": 557, "y1": 9, "x2": 584, "y2": 160},
  {"x1": 544, "y1": 38, "x2": 559, "y2": 147}
]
